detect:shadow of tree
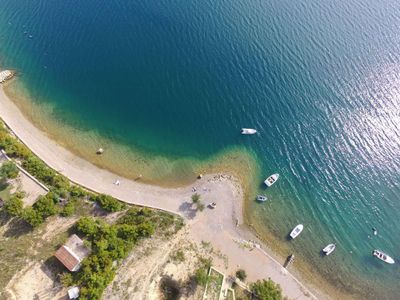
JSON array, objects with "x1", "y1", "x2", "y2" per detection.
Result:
[
  {"x1": 0, "y1": 210, "x2": 11, "y2": 227},
  {"x1": 3, "y1": 217, "x2": 32, "y2": 238},
  {"x1": 178, "y1": 201, "x2": 197, "y2": 220},
  {"x1": 41, "y1": 256, "x2": 65, "y2": 282}
]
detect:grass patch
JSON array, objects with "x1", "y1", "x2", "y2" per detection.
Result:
[{"x1": 204, "y1": 268, "x2": 224, "y2": 300}]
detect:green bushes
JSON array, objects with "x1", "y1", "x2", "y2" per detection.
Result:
[
  {"x1": 194, "y1": 257, "x2": 213, "y2": 287},
  {"x1": 0, "y1": 161, "x2": 19, "y2": 180},
  {"x1": 3, "y1": 192, "x2": 24, "y2": 216},
  {"x1": 191, "y1": 193, "x2": 205, "y2": 211},
  {"x1": 250, "y1": 278, "x2": 283, "y2": 300},
  {"x1": 73, "y1": 208, "x2": 169, "y2": 299},
  {"x1": 60, "y1": 199, "x2": 77, "y2": 217},
  {"x1": 22, "y1": 207, "x2": 44, "y2": 227},
  {"x1": 91, "y1": 194, "x2": 125, "y2": 212},
  {"x1": 236, "y1": 269, "x2": 247, "y2": 281}
]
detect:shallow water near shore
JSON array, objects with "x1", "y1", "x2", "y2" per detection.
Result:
[{"x1": 1, "y1": 0, "x2": 400, "y2": 298}]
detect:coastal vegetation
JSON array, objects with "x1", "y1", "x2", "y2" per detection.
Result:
[
  {"x1": 236, "y1": 268, "x2": 247, "y2": 281},
  {"x1": 0, "y1": 160, "x2": 19, "y2": 180},
  {"x1": 0, "y1": 120, "x2": 128, "y2": 225},
  {"x1": 250, "y1": 278, "x2": 283, "y2": 300},
  {"x1": 191, "y1": 192, "x2": 205, "y2": 211},
  {"x1": 65, "y1": 207, "x2": 183, "y2": 299}
]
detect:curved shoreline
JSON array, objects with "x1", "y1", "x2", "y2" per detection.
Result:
[{"x1": 0, "y1": 84, "x2": 327, "y2": 299}]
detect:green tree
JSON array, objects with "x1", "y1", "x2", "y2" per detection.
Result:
[
  {"x1": 93, "y1": 194, "x2": 125, "y2": 212},
  {"x1": 60, "y1": 200, "x2": 76, "y2": 217},
  {"x1": 22, "y1": 207, "x2": 44, "y2": 227},
  {"x1": 33, "y1": 194, "x2": 57, "y2": 218},
  {"x1": 191, "y1": 193, "x2": 200, "y2": 203},
  {"x1": 3, "y1": 193, "x2": 24, "y2": 216},
  {"x1": 250, "y1": 279, "x2": 283, "y2": 300},
  {"x1": 59, "y1": 272, "x2": 74, "y2": 287},
  {"x1": 236, "y1": 269, "x2": 247, "y2": 281},
  {"x1": 0, "y1": 160, "x2": 19, "y2": 180},
  {"x1": 76, "y1": 217, "x2": 101, "y2": 236}
]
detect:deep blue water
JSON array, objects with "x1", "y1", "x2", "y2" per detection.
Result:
[{"x1": 1, "y1": 0, "x2": 400, "y2": 298}]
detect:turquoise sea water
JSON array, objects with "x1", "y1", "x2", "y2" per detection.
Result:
[{"x1": 0, "y1": 0, "x2": 399, "y2": 298}]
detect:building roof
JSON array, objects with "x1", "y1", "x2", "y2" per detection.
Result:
[
  {"x1": 55, "y1": 234, "x2": 90, "y2": 272},
  {"x1": 55, "y1": 246, "x2": 81, "y2": 272}
]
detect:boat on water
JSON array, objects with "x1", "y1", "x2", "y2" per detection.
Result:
[
  {"x1": 241, "y1": 128, "x2": 257, "y2": 135},
  {"x1": 372, "y1": 250, "x2": 395, "y2": 264},
  {"x1": 264, "y1": 173, "x2": 279, "y2": 187},
  {"x1": 322, "y1": 243, "x2": 336, "y2": 255},
  {"x1": 256, "y1": 195, "x2": 268, "y2": 202},
  {"x1": 289, "y1": 224, "x2": 303, "y2": 239}
]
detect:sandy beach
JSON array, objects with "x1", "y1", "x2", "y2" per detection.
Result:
[{"x1": 0, "y1": 84, "x2": 326, "y2": 299}]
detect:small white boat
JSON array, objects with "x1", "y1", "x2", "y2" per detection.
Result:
[
  {"x1": 372, "y1": 250, "x2": 395, "y2": 264},
  {"x1": 256, "y1": 195, "x2": 268, "y2": 202},
  {"x1": 289, "y1": 224, "x2": 303, "y2": 239},
  {"x1": 264, "y1": 173, "x2": 279, "y2": 187},
  {"x1": 241, "y1": 128, "x2": 257, "y2": 135},
  {"x1": 322, "y1": 243, "x2": 336, "y2": 255}
]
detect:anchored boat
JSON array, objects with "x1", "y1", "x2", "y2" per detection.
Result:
[
  {"x1": 256, "y1": 195, "x2": 268, "y2": 202},
  {"x1": 372, "y1": 250, "x2": 395, "y2": 264},
  {"x1": 264, "y1": 173, "x2": 279, "y2": 187},
  {"x1": 289, "y1": 224, "x2": 304, "y2": 239},
  {"x1": 241, "y1": 128, "x2": 257, "y2": 135},
  {"x1": 322, "y1": 243, "x2": 336, "y2": 255}
]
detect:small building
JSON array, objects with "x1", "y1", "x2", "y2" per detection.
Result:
[{"x1": 55, "y1": 234, "x2": 90, "y2": 272}]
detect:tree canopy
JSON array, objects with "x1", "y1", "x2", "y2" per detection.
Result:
[{"x1": 251, "y1": 278, "x2": 283, "y2": 300}]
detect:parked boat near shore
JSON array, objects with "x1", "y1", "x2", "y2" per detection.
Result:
[
  {"x1": 372, "y1": 250, "x2": 395, "y2": 264},
  {"x1": 289, "y1": 224, "x2": 304, "y2": 239},
  {"x1": 322, "y1": 243, "x2": 336, "y2": 256},
  {"x1": 264, "y1": 173, "x2": 279, "y2": 187},
  {"x1": 256, "y1": 195, "x2": 268, "y2": 202}
]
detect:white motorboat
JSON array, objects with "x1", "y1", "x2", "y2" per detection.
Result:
[
  {"x1": 289, "y1": 224, "x2": 303, "y2": 239},
  {"x1": 256, "y1": 195, "x2": 268, "y2": 202},
  {"x1": 372, "y1": 250, "x2": 395, "y2": 264},
  {"x1": 322, "y1": 243, "x2": 336, "y2": 255},
  {"x1": 264, "y1": 173, "x2": 279, "y2": 187},
  {"x1": 241, "y1": 128, "x2": 257, "y2": 135}
]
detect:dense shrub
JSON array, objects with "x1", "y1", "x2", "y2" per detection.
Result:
[
  {"x1": 0, "y1": 160, "x2": 19, "y2": 180},
  {"x1": 92, "y1": 194, "x2": 125, "y2": 212},
  {"x1": 22, "y1": 207, "x2": 44, "y2": 227},
  {"x1": 22, "y1": 155, "x2": 56, "y2": 186},
  {"x1": 73, "y1": 207, "x2": 177, "y2": 300},
  {"x1": 33, "y1": 193, "x2": 58, "y2": 218},
  {"x1": 60, "y1": 199, "x2": 77, "y2": 217},
  {"x1": 250, "y1": 279, "x2": 283, "y2": 300},
  {"x1": 3, "y1": 192, "x2": 24, "y2": 216},
  {"x1": 236, "y1": 269, "x2": 247, "y2": 281},
  {"x1": 69, "y1": 185, "x2": 88, "y2": 198},
  {"x1": 76, "y1": 217, "x2": 102, "y2": 236}
]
